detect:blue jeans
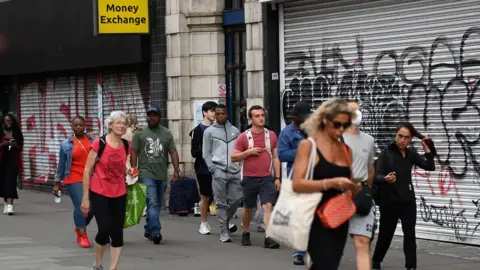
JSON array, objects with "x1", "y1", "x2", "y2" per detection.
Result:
[
  {"x1": 141, "y1": 178, "x2": 167, "y2": 235},
  {"x1": 66, "y1": 183, "x2": 93, "y2": 229},
  {"x1": 293, "y1": 251, "x2": 307, "y2": 257}
]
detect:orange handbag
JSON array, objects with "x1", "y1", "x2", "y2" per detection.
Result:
[{"x1": 316, "y1": 144, "x2": 357, "y2": 229}]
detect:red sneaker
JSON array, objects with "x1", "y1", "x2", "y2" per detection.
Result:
[
  {"x1": 78, "y1": 235, "x2": 91, "y2": 248},
  {"x1": 74, "y1": 229, "x2": 81, "y2": 242}
]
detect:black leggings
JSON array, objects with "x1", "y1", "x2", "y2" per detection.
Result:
[
  {"x1": 308, "y1": 214, "x2": 349, "y2": 270},
  {"x1": 90, "y1": 190, "x2": 126, "y2": 247}
]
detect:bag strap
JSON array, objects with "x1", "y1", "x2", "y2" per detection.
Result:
[
  {"x1": 97, "y1": 135, "x2": 107, "y2": 159},
  {"x1": 245, "y1": 129, "x2": 254, "y2": 149},
  {"x1": 306, "y1": 137, "x2": 317, "y2": 180},
  {"x1": 341, "y1": 143, "x2": 351, "y2": 167},
  {"x1": 122, "y1": 138, "x2": 129, "y2": 156},
  {"x1": 288, "y1": 137, "x2": 317, "y2": 180},
  {"x1": 98, "y1": 135, "x2": 129, "y2": 159},
  {"x1": 245, "y1": 128, "x2": 273, "y2": 171},
  {"x1": 264, "y1": 128, "x2": 273, "y2": 171},
  {"x1": 341, "y1": 143, "x2": 354, "y2": 196}
]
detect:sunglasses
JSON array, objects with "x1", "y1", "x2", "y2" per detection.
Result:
[{"x1": 331, "y1": 120, "x2": 351, "y2": 129}]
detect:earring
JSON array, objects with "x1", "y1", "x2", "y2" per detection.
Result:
[{"x1": 323, "y1": 118, "x2": 327, "y2": 125}]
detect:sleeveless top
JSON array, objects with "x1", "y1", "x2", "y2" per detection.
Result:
[{"x1": 313, "y1": 148, "x2": 351, "y2": 207}]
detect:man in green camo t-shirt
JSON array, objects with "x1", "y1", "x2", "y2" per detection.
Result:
[{"x1": 130, "y1": 106, "x2": 180, "y2": 245}]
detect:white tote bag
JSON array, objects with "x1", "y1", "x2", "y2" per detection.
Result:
[{"x1": 266, "y1": 137, "x2": 322, "y2": 251}]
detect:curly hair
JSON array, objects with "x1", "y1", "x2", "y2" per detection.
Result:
[{"x1": 301, "y1": 99, "x2": 356, "y2": 136}]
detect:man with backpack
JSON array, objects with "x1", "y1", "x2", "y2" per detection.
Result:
[
  {"x1": 231, "y1": 105, "x2": 281, "y2": 249},
  {"x1": 202, "y1": 104, "x2": 242, "y2": 243},
  {"x1": 130, "y1": 106, "x2": 180, "y2": 245},
  {"x1": 189, "y1": 101, "x2": 217, "y2": 235}
]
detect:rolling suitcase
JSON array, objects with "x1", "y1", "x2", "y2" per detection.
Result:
[{"x1": 168, "y1": 177, "x2": 200, "y2": 216}]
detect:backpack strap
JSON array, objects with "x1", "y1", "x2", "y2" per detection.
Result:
[
  {"x1": 122, "y1": 138, "x2": 129, "y2": 156},
  {"x1": 97, "y1": 135, "x2": 129, "y2": 159},
  {"x1": 245, "y1": 129, "x2": 254, "y2": 149},
  {"x1": 264, "y1": 128, "x2": 273, "y2": 172},
  {"x1": 97, "y1": 135, "x2": 107, "y2": 159},
  {"x1": 245, "y1": 128, "x2": 273, "y2": 172}
]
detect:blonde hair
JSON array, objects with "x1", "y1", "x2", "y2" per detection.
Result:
[
  {"x1": 301, "y1": 99, "x2": 356, "y2": 136},
  {"x1": 126, "y1": 113, "x2": 138, "y2": 127},
  {"x1": 105, "y1": 111, "x2": 127, "y2": 134}
]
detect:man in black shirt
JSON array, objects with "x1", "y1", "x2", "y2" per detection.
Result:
[{"x1": 189, "y1": 101, "x2": 217, "y2": 235}]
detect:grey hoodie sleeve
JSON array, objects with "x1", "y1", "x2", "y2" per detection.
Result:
[{"x1": 202, "y1": 129, "x2": 214, "y2": 172}]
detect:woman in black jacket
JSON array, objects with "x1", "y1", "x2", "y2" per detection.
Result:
[{"x1": 372, "y1": 122, "x2": 435, "y2": 270}]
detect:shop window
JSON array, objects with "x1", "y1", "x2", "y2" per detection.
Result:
[
  {"x1": 225, "y1": 28, "x2": 246, "y2": 127},
  {"x1": 224, "y1": 0, "x2": 246, "y2": 127},
  {"x1": 225, "y1": 0, "x2": 244, "y2": 10}
]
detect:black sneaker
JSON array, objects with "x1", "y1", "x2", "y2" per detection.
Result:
[
  {"x1": 228, "y1": 224, "x2": 238, "y2": 234},
  {"x1": 372, "y1": 262, "x2": 381, "y2": 270},
  {"x1": 293, "y1": 255, "x2": 305, "y2": 265},
  {"x1": 241, "y1": 232, "x2": 251, "y2": 246},
  {"x1": 152, "y1": 233, "x2": 162, "y2": 245},
  {"x1": 264, "y1": 237, "x2": 280, "y2": 249},
  {"x1": 144, "y1": 231, "x2": 152, "y2": 241}
]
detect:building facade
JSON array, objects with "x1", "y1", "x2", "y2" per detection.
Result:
[
  {"x1": 261, "y1": 0, "x2": 480, "y2": 245},
  {"x1": 5, "y1": 0, "x2": 478, "y2": 247},
  {"x1": 165, "y1": 0, "x2": 280, "y2": 175},
  {"x1": 0, "y1": 0, "x2": 163, "y2": 191}
]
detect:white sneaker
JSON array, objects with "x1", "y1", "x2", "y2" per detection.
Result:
[
  {"x1": 6, "y1": 204, "x2": 13, "y2": 216},
  {"x1": 199, "y1": 222, "x2": 211, "y2": 235},
  {"x1": 3, "y1": 204, "x2": 7, "y2": 214},
  {"x1": 220, "y1": 231, "x2": 231, "y2": 243}
]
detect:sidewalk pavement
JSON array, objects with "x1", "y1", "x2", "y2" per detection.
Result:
[{"x1": 0, "y1": 190, "x2": 478, "y2": 270}]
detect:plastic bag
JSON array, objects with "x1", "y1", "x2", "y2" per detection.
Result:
[{"x1": 124, "y1": 183, "x2": 147, "y2": 229}]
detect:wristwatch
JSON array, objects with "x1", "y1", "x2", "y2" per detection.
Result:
[
  {"x1": 274, "y1": 177, "x2": 280, "y2": 181},
  {"x1": 174, "y1": 168, "x2": 180, "y2": 173}
]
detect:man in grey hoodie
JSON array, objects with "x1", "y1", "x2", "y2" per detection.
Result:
[{"x1": 202, "y1": 104, "x2": 242, "y2": 242}]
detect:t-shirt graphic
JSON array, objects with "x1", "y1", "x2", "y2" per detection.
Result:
[
  {"x1": 131, "y1": 126, "x2": 176, "y2": 181},
  {"x1": 89, "y1": 138, "x2": 129, "y2": 198},
  {"x1": 106, "y1": 154, "x2": 125, "y2": 183},
  {"x1": 145, "y1": 136, "x2": 164, "y2": 161}
]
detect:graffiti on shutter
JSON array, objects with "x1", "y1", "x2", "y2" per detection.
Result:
[
  {"x1": 19, "y1": 71, "x2": 149, "y2": 192},
  {"x1": 281, "y1": 0, "x2": 480, "y2": 244}
]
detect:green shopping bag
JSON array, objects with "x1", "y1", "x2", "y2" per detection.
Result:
[{"x1": 124, "y1": 183, "x2": 147, "y2": 229}]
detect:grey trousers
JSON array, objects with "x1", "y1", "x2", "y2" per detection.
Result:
[{"x1": 212, "y1": 170, "x2": 243, "y2": 232}]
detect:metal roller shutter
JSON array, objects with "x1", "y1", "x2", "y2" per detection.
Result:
[
  {"x1": 281, "y1": 0, "x2": 480, "y2": 244},
  {"x1": 101, "y1": 71, "x2": 148, "y2": 132},
  {"x1": 19, "y1": 75, "x2": 100, "y2": 192}
]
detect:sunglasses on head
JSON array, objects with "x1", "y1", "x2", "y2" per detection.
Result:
[{"x1": 331, "y1": 120, "x2": 351, "y2": 129}]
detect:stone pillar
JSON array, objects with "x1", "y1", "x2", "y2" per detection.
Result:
[
  {"x1": 245, "y1": 0, "x2": 264, "y2": 110},
  {"x1": 165, "y1": 0, "x2": 225, "y2": 177}
]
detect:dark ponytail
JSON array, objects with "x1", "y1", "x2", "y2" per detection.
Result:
[{"x1": 396, "y1": 122, "x2": 437, "y2": 157}]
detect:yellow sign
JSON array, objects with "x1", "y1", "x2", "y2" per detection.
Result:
[{"x1": 97, "y1": 0, "x2": 149, "y2": 34}]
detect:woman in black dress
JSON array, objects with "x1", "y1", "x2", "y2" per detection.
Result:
[
  {"x1": 0, "y1": 114, "x2": 24, "y2": 216},
  {"x1": 292, "y1": 99, "x2": 360, "y2": 270}
]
